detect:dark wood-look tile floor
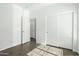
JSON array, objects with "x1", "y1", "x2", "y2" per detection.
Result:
[
  {"x1": 0, "y1": 39, "x2": 78, "y2": 56},
  {"x1": 62, "y1": 48, "x2": 78, "y2": 56}
]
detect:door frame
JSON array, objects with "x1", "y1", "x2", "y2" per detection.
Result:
[
  {"x1": 45, "y1": 16, "x2": 48, "y2": 45},
  {"x1": 21, "y1": 9, "x2": 30, "y2": 44},
  {"x1": 21, "y1": 15, "x2": 23, "y2": 45}
]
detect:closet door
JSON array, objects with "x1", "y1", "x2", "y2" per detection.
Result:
[
  {"x1": 46, "y1": 11, "x2": 73, "y2": 50},
  {"x1": 57, "y1": 12, "x2": 73, "y2": 49}
]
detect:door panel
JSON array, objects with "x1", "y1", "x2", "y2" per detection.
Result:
[{"x1": 57, "y1": 12, "x2": 72, "y2": 49}]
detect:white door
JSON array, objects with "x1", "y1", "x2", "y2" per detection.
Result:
[
  {"x1": 21, "y1": 9, "x2": 30, "y2": 44},
  {"x1": 46, "y1": 15, "x2": 58, "y2": 46},
  {"x1": 57, "y1": 12, "x2": 73, "y2": 49},
  {"x1": 46, "y1": 11, "x2": 73, "y2": 49}
]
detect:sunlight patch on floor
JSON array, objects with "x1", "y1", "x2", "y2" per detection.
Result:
[{"x1": 27, "y1": 45, "x2": 63, "y2": 56}]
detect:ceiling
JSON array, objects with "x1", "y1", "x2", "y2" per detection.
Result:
[{"x1": 16, "y1": 3, "x2": 53, "y2": 10}]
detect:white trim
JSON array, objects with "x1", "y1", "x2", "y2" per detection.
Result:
[
  {"x1": 56, "y1": 10, "x2": 74, "y2": 15},
  {"x1": 45, "y1": 16, "x2": 48, "y2": 46}
]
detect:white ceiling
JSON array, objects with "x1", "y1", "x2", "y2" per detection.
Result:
[{"x1": 16, "y1": 3, "x2": 53, "y2": 10}]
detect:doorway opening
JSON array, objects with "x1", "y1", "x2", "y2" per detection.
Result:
[{"x1": 30, "y1": 18, "x2": 36, "y2": 42}]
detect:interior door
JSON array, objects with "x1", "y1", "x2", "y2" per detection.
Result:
[
  {"x1": 57, "y1": 12, "x2": 73, "y2": 49},
  {"x1": 46, "y1": 15, "x2": 58, "y2": 46},
  {"x1": 21, "y1": 9, "x2": 30, "y2": 44}
]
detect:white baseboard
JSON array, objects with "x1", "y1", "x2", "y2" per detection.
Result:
[
  {"x1": 72, "y1": 49, "x2": 78, "y2": 53},
  {"x1": 77, "y1": 51, "x2": 79, "y2": 54},
  {"x1": 36, "y1": 42, "x2": 46, "y2": 46},
  {"x1": 0, "y1": 45, "x2": 13, "y2": 51},
  {"x1": 0, "y1": 41, "x2": 30, "y2": 52},
  {"x1": 41, "y1": 43, "x2": 46, "y2": 46}
]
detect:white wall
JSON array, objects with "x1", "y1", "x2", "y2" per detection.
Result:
[
  {"x1": 77, "y1": 4, "x2": 79, "y2": 54},
  {"x1": 30, "y1": 3, "x2": 78, "y2": 52},
  {"x1": 0, "y1": 4, "x2": 13, "y2": 51},
  {"x1": 0, "y1": 4, "x2": 30, "y2": 51}
]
